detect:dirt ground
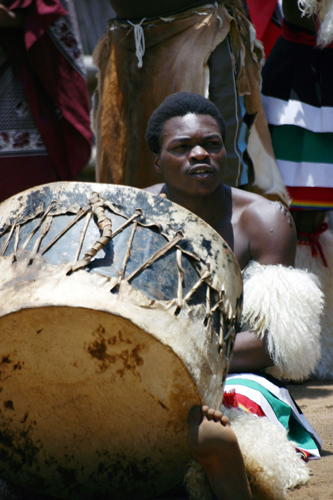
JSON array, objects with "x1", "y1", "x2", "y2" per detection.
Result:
[{"x1": 286, "y1": 380, "x2": 333, "y2": 500}]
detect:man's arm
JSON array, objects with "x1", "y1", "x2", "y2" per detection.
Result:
[
  {"x1": 229, "y1": 200, "x2": 297, "y2": 373},
  {"x1": 247, "y1": 200, "x2": 297, "y2": 266}
]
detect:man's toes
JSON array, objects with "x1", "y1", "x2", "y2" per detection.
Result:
[
  {"x1": 221, "y1": 415, "x2": 231, "y2": 427},
  {"x1": 201, "y1": 405, "x2": 209, "y2": 417},
  {"x1": 188, "y1": 406, "x2": 203, "y2": 427},
  {"x1": 213, "y1": 410, "x2": 223, "y2": 422},
  {"x1": 207, "y1": 408, "x2": 216, "y2": 420}
]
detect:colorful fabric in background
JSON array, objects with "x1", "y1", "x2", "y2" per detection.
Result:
[
  {"x1": 224, "y1": 373, "x2": 322, "y2": 460},
  {"x1": 261, "y1": 21, "x2": 333, "y2": 211},
  {"x1": 0, "y1": 0, "x2": 92, "y2": 203},
  {"x1": 244, "y1": 0, "x2": 282, "y2": 58}
]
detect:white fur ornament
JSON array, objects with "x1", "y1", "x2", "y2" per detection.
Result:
[
  {"x1": 241, "y1": 261, "x2": 324, "y2": 381},
  {"x1": 225, "y1": 407, "x2": 309, "y2": 499},
  {"x1": 184, "y1": 408, "x2": 309, "y2": 500},
  {"x1": 298, "y1": 0, "x2": 333, "y2": 46}
]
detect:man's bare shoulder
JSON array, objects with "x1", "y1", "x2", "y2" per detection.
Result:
[
  {"x1": 231, "y1": 188, "x2": 297, "y2": 266},
  {"x1": 231, "y1": 188, "x2": 290, "y2": 224}
]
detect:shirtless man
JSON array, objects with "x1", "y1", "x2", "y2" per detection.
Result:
[{"x1": 144, "y1": 91, "x2": 297, "y2": 500}]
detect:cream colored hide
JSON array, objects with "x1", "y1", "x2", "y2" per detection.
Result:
[
  {"x1": 92, "y1": 2, "x2": 288, "y2": 204},
  {"x1": 296, "y1": 229, "x2": 333, "y2": 379},
  {"x1": 0, "y1": 182, "x2": 242, "y2": 500}
]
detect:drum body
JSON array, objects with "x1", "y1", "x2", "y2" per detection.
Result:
[{"x1": 0, "y1": 182, "x2": 242, "y2": 499}]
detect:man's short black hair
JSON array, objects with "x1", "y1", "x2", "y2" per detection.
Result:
[{"x1": 145, "y1": 92, "x2": 226, "y2": 154}]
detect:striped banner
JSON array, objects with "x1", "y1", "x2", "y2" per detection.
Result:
[
  {"x1": 268, "y1": 124, "x2": 333, "y2": 209},
  {"x1": 261, "y1": 32, "x2": 333, "y2": 210},
  {"x1": 262, "y1": 96, "x2": 333, "y2": 133}
]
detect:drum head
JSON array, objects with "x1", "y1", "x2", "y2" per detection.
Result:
[{"x1": 0, "y1": 307, "x2": 199, "y2": 499}]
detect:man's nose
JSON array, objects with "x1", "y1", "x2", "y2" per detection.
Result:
[{"x1": 189, "y1": 145, "x2": 209, "y2": 160}]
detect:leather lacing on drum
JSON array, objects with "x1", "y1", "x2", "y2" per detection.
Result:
[
  {"x1": 0, "y1": 215, "x2": 20, "y2": 258},
  {"x1": 0, "y1": 191, "x2": 238, "y2": 362},
  {"x1": 124, "y1": 231, "x2": 184, "y2": 284}
]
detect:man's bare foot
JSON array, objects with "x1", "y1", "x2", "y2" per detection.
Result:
[{"x1": 187, "y1": 405, "x2": 252, "y2": 500}]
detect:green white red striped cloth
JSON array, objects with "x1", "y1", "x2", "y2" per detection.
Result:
[
  {"x1": 224, "y1": 372, "x2": 321, "y2": 460},
  {"x1": 261, "y1": 20, "x2": 333, "y2": 211}
]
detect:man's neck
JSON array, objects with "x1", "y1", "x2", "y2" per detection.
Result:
[{"x1": 163, "y1": 183, "x2": 230, "y2": 229}]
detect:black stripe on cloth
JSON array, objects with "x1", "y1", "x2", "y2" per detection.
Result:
[
  {"x1": 261, "y1": 37, "x2": 333, "y2": 108},
  {"x1": 253, "y1": 371, "x2": 304, "y2": 415}
]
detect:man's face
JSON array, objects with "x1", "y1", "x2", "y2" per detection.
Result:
[{"x1": 154, "y1": 113, "x2": 226, "y2": 197}]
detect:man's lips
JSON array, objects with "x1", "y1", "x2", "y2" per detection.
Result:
[{"x1": 187, "y1": 164, "x2": 215, "y2": 177}]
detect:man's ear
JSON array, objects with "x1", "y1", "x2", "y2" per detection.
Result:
[{"x1": 153, "y1": 154, "x2": 162, "y2": 174}]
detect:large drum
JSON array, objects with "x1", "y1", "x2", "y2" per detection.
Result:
[{"x1": 0, "y1": 182, "x2": 242, "y2": 499}]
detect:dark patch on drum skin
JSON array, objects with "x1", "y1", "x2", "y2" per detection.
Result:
[
  {"x1": 3, "y1": 401, "x2": 14, "y2": 411},
  {"x1": 36, "y1": 329, "x2": 43, "y2": 335},
  {"x1": 0, "y1": 417, "x2": 42, "y2": 475},
  {"x1": 44, "y1": 455, "x2": 58, "y2": 469},
  {"x1": 89, "y1": 345, "x2": 144, "y2": 377},
  {"x1": 0, "y1": 465, "x2": 48, "y2": 498},
  {"x1": 115, "y1": 346, "x2": 145, "y2": 379},
  {"x1": 86, "y1": 325, "x2": 145, "y2": 375},
  {"x1": 0, "y1": 410, "x2": 74, "y2": 497},
  {"x1": 21, "y1": 412, "x2": 29, "y2": 424},
  {"x1": 94, "y1": 449, "x2": 158, "y2": 495},
  {"x1": 201, "y1": 237, "x2": 213, "y2": 257},
  {"x1": 0, "y1": 357, "x2": 24, "y2": 388},
  {"x1": 108, "y1": 330, "x2": 132, "y2": 346},
  {"x1": 56, "y1": 465, "x2": 77, "y2": 489},
  {"x1": 1, "y1": 356, "x2": 11, "y2": 365}
]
